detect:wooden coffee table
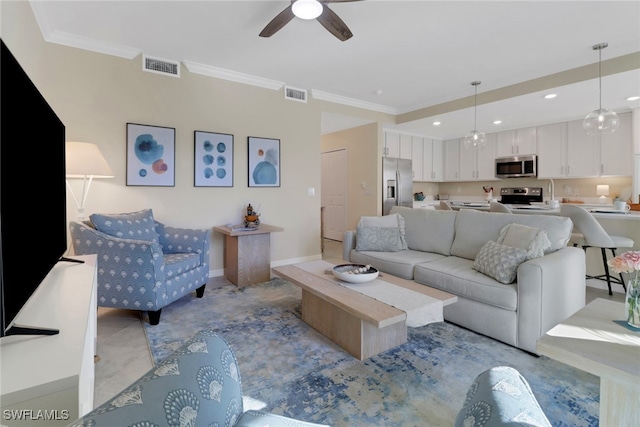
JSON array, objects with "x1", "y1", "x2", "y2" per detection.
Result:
[
  {"x1": 536, "y1": 298, "x2": 640, "y2": 426},
  {"x1": 272, "y1": 261, "x2": 457, "y2": 360}
]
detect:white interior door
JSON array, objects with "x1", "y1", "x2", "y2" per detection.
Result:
[{"x1": 321, "y1": 149, "x2": 347, "y2": 241}]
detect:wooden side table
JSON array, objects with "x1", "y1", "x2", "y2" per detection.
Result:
[
  {"x1": 213, "y1": 224, "x2": 284, "y2": 287},
  {"x1": 536, "y1": 298, "x2": 640, "y2": 426}
]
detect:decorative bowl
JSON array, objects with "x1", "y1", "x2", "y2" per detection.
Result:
[{"x1": 332, "y1": 263, "x2": 379, "y2": 283}]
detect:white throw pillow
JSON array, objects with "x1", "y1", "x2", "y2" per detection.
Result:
[
  {"x1": 497, "y1": 223, "x2": 551, "y2": 260},
  {"x1": 355, "y1": 213, "x2": 408, "y2": 252},
  {"x1": 473, "y1": 240, "x2": 529, "y2": 284}
]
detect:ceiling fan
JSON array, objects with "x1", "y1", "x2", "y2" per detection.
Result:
[{"x1": 259, "y1": 0, "x2": 363, "y2": 42}]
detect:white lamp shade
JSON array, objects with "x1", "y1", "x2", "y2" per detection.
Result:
[
  {"x1": 292, "y1": 0, "x2": 323, "y2": 19},
  {"x1": 596, "y1": 185, "x2": 610, "y2": 196},
  {"x1": 66, "y1": 141, "x2": 114, "y2": 178}
]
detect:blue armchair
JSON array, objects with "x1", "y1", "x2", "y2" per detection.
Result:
[
  {"x1": 69, "y1": 209, "x2": 210, "y2": 325},
  {"x1": 68, "y1": 331, "x2": 328, "y2": 427}
]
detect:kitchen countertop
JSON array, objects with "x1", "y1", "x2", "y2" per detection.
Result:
[{"x1": 413, "y1": 200, "x2": 640, "y2": 220}]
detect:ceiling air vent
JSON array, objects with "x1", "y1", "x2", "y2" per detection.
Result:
[
  {"x1": 143, "y1": 55, "x2": 180, "y2": 78},
  {"x1": 284, "y1": 86, "x2": 307, "y2": 103}
]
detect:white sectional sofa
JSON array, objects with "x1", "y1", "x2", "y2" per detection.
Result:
[{"x1": 343, "y1": 206, "x2": 586, "y2": 354}]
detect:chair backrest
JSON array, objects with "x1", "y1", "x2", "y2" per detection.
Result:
[
  {"x1": 439, "y1": 200, "x2": 453, "y2": 210},
  {"x1": 489, "y1": 201, "x2": 512, "y2": 213},
  {"x1": 560, "y1": 204, "x2": 615, "y2": 248}
]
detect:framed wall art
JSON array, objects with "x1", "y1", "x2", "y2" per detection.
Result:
[
  {"x1": 126, "y1": 123, "x2": 175, "y2": 186},
  {"x1": 194, "y1": 131, "x2": 234, "y2": 187},
  {"x1": 248, "y1": 136, "x2": 280, "y2": 187}
]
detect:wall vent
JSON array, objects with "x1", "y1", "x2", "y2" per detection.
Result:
[
  {"x1": 143, "y1": 55, "x2": 180, "y2": 78},
  {"x1": 284, "y1": 86, "x2": 307, "y2": 103}
]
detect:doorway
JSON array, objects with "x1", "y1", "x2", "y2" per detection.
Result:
[{"x1": 321, "y1": 148, "x2": 347, "y2": 241}]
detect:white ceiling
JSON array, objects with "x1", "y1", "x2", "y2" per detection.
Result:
[{"x1": 29, "y1": 1, "x2": 640, "y2": 139}]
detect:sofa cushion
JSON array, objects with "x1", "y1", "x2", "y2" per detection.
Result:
[
  {"x1": 390, "y1": 206, "x2": 457, "y2": 255},
  {"x1": 90, "y1": 208, "x2": 160, "y2": 244},
  {"x1": 450, "y1": 209, "x2": 572, "y2": 261},
  {"x1": 163, "y1": 252, "x2": 202, "y2": 278},
  {"x1": 356, "y1": 213, "x2": 408, "y2": 251},
  {"x1": 414, "y1": 256, "x2": 518, "y2": 311},
  {"x1": 350, "y1": 249, "x2": 446, "y2": 280},
  {"x1": 356, "y1": 224, "x2": 405, "y2": 252},
  {"x1": 473, "y1": 241, "x2": 529, "y2": 284},
  {"x1": 497, "y1": 223, "x2": 551, "y2": 260}
]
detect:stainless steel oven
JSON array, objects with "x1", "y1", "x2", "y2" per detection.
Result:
[{"x1": 495, "y1": 155, "x2": 537, "y2": 178}]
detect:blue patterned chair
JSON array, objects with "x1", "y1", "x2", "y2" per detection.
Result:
[
  {"x1": 68, "y1": 330, "x2": 328, "y2": 427},
  {"x1": 456, "y1": 366, "x2": 551, "y2": 427},
  {"x1": 69, "y1": 209, "x2": 210, "y2": 325}
]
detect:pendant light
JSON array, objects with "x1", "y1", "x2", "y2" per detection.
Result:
[
  {"x1": 464, "y1": 81, "x2": 486, "y2": 149},
  {"x1": 583, "y1": 42, "x2": 619, "y2": 135}
]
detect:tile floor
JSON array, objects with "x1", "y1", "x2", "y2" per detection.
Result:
[{"x1": 92, "y1": 238, "x2": 625, "y2": 407}]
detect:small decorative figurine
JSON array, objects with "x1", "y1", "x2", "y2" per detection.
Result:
[{"x1": 244, "y1": 203, "x2": 260, "y2": 228}]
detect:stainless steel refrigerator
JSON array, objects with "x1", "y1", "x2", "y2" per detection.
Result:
[{"x1": 382, "y1": 157, "x2": 413, "y2": 215}]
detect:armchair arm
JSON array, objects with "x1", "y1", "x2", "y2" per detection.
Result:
[
  {"x1": 155, "y1": 221, "x2": 211, "y2": 266},
  {"x1": 69, "y1": 221, "x2": 167, "y2": 309}
]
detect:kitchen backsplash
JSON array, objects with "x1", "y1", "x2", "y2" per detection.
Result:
[{"x1": 413, "y1": 176, "x2": 634, "y2": 203}]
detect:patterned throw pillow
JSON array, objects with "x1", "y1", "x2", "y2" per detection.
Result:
[
  {"x1": 90, "y1": 208, "x2": 160, "y2": 243},
  {"x1": 473, "y1": 240, "x2": 528, "y2": 284},
  {"x1": 355, "y1": 213, "x2": 408, "y2": 252},
  {"x1": 497, "y1": 223, "x2": 551, "y2": 260}
]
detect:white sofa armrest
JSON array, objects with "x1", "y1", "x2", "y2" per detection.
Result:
[
  {"x1": 343, "y1": 230, "x2": 356, "y2": 262},
  {"x1": 516, "y1": 246, "x2": 586, "y2": 353}
]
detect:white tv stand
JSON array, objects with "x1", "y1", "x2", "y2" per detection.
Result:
[{"x1": 0, "y1": 255, "x2": 97, "y2": 426}]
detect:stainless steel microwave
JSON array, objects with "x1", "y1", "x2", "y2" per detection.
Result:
[{"x1": 495, "y1": 155, "x2": 537, "y2": 178}]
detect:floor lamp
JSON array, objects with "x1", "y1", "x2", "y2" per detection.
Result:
[{"x1": 65, "y1": 141, "x2": 114, "y2": 220}]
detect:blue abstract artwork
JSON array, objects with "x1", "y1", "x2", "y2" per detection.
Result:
[
  {"x1": 248, "y1": 137, "x2": 280, "y2": 187},
  {"x1": 126, "y1": 123, "x2": 175, "y2": 186},
  {"x1": 195, "y1": 131, "x2": 233, "y2": 187}
]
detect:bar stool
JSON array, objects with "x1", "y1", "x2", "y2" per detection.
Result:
[
  {"x1": 560, "y1": 204, "x2": 634, "y2": 295},
  {"x1": 490, "y1": 201, "x2": 512, "y2": 213},
  {"x1": 439, "y1": 200, "x2": 453, "y2": 210}
]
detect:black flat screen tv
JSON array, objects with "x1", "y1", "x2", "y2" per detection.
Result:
[{"x1": 0, "y1": 39, "x2": 71, "y2": 337}]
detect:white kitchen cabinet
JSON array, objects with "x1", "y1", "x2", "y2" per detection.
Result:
[
  {"x1": 443, "y1": 139, "x2": 460, "y2": 181},
  {"x1": 411, "y1": 136, "x2": 424, "y2": 180},
  {"x1": 537, "y1": 122, "x2": 568, "y2": 178},
  {"x1": 496, "y1": 127, "x2": 537, "y2": 157},
  {"x1": 458, "y1": 134, "x2": 497, "y2": 180},
  {"x1": 384, "y1": 131, "x2": 399, "y2": 157},
  {"x1": 567, "y1": 119, "x2": 600, "y2": 177},
  {"x1": 399, "y1": 134, "x2": 413, "y2": 160},
  {"x1": 600, "y1": 112, "x2": 633, "y2": 176},
  {"x1": 421, "y1": 138, "x2": 443, "y2": 181},
  {"x1": 384, "y1": 131, "x2": 412, "y2": 159}
]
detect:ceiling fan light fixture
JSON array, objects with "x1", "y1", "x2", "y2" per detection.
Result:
[
  {"x1": 463, "y1": 81, "x2": 486, "y2": 149},
  {"x1": 583, "y1": 42, "x2": 619, "y2": 135},
  {"x1": 292, "y1": 0, "x2": 323, "y2": 20}
]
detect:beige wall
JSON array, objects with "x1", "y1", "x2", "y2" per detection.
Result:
[
  {"x1": 1, "y1": 1, "x2": 393, "y2": 275},
  {"x1": 321, "y1": 123, "x2": 382, "y2": 231}
]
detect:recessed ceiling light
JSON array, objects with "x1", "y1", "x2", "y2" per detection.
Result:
[
  {"x1": 493, "y1": 120, "x2": 502, "y2": 125},
  {"x1": 544, "y1": 93, "x2": 557, "y2": 99},
  {"x1": 432, "y1": 121, "x2": 441, "y2": 126},
  {"x1": 627, "y1": 95, "x2": 640, "y2": 101},
  {"x1": 374, "y1": 89, "x2": 383, "y2": 95}
]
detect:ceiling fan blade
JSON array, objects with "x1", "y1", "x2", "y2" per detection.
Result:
[
  {"x1": 259, "y1": 5, "x2": 295, "y2": 38},
  {"x1": 316, "y1": 5, "x2": 353, "y2": 41}
]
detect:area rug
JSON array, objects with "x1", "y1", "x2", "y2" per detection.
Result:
[{"x1": 143, "y1": 279, "x2": 599, "y2": 427}]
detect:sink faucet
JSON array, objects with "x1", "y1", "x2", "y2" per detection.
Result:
[{"x1": 548, "y1": 179, "x2": 555, "y2": 201}]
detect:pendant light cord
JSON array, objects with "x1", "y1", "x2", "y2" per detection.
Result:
[{"x1": 598, "y1": 46, "x2": 602, "y2": 110}]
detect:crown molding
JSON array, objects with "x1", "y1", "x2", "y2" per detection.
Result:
[
  {"x1": 182, "y1": 61, "x2": 284, "y2": 91},
  {"x1": 311, "y1": 90, "x2": 397, "y2": 115}
]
